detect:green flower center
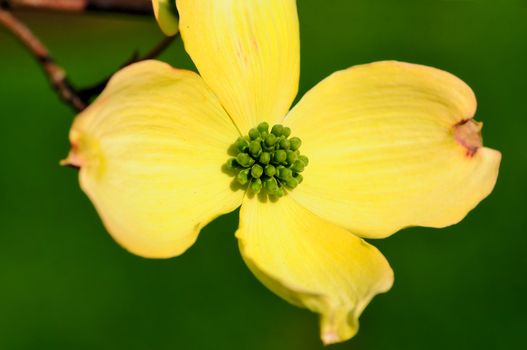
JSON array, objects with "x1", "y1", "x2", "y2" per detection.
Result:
[{"x1": 225, "y1": 122, "x2": 309, "y2": 198}]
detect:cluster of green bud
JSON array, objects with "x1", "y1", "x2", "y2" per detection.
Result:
[{"x1": 226, "y1": 122, "x2": 309, "y2": 198}]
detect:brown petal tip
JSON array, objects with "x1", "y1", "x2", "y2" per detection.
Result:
[{"x1": 454, "y1": 119, "x2": 483, "y2": 157}]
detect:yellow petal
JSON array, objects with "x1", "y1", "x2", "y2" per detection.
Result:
[
  {"x1": 151, "y1": 0, "x2": 179, "y2": 36},
  {"x1": 63, "y1": 60, "x2": 243, "y2": 258},
  {"x1": 177, "y1": 0, "x2": 300, "y2": 132},
  {"x1": 236, "y1": 195, "x2": 393, "y2": 344},
  {"x1": 285, "y1": 61, "x2": 501, "y2": 238}
]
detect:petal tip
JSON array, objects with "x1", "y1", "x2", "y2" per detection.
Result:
[
  {"x1": 321, "y1": 331, "x2": 340, "y2": 346},
  {"x1": 59, "y1": 152, "x2": 81, "y2": 168},
  {"x1": 319, "y1": 309, "x2": 358, "y2": 346},
  {"x1": 61, "y1": 130, "x2": 83, "y2": 168},
  {"x1": 454, "y1": 119, "x2": 484, "y2": 157}
]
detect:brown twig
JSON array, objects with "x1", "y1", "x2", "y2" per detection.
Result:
[
  {"x1": 77, "y1": 34, "x2": 178, "y2": 102},
  {"x1": 0, "y1": 2, "x2": 178, "y2": 111},
  {"x1": 0, "y1": 8, "x2": 86, "y2": 111},
  {"x1": 4, "y1": 0, "x2": 153, "y2": 15},
  {"x1": 142, "y1": 35, "x2": 177, "y2": 60}
]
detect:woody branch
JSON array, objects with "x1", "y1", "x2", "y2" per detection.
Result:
[{"x1": 0, "y1": 0, "x2": 176, "y2": 112}]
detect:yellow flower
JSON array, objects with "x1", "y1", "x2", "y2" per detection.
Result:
[{"x1": 62, "y1": 0, "x2": 501, "y2": 344}]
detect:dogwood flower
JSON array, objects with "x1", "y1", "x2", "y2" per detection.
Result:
[{"x1": 62, "y1": 0, "x2": 501, "y2": 344}]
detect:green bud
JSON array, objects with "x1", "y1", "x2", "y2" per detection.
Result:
[
  {"x1": 264, "y1": 164, "x2": 276, "y2": 177},
  {"x1": 279, "y1": 138, "x2": 290, "y2": 150},
  {"x1": 248, "y1": 128, "x2": 260, "y2": 140},
  {"x1": 226, "y1": 157, "x2": 238, "y2": 170},
  {"x1": 228, "y1": 123, "x2": 308, "y2": 198},
  {"x1": 291, "y1": 159, "x2": 305, "y2": 172},
  {"x1": 286, "y1": 177, "x2": 298, "y2": 189},
  {"x1": 262, "y1": 143, "x2": 273, "y2": 152},
  {"x1": 236, "y1": 169, "x2": 250, "y2": 185},
  {"x1": 259, "y1": 152, "x2": 271, "y2": 164},
  {"x1": 251, "y1": 164, "x2": 263, "y2": 178},
  {"x1": 249, "y1": 140, "x2": 261, "y2": 156},
  {"x1": 264, "y1": 177, "x2": 278, "y2": 192},
  {"x1": 294, "y1": 173, "x2": 303, "y2": 184},
  {"x1": 237, "y1": 153, "x2": 254, "y2": 168},
  {"x1": 273, "y1": 187, "x2": 285, "y2": 197},
  {"x1": 250, "y1": 178, "x2": 263, "y2": 194},
  {"x1": 273, "y1": 150, "x2": 287, "y2": 164},
  {"x1": 289, "y1": 137, "x2": 302, "y2": 151},
  {"x1": 271, "y1": 124, "x2": 284, "y2": 137},
  {"x1": 236, "y1": 137, "x2": 249, "y2": 152},
  {"x1": 286, "y1": 150, "x2": 298, "y2": 164},
  {"x1": 278, "y1": 167, "x2": 293, "y2": 180},
  {"x1": 257, "y1": 122, "x2": 269, "y2": 133},
  {"x1": 265, "y1": 134, "x2": 277, "y2": 147}
]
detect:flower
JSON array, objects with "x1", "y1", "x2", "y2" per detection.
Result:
[{"x1": 62, "y1": 0, "x2": 501, "y2": 344}]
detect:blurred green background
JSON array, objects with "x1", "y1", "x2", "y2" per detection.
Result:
[{"x1": 1, "y1": 0, "x2": 526, "y2": 349}]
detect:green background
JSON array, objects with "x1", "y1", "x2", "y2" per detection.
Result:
[{"x1": 1, "y1": 0, "x2": 525, "y2": 349}]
